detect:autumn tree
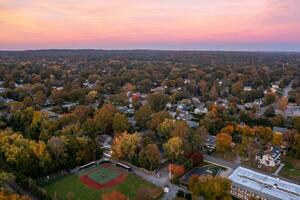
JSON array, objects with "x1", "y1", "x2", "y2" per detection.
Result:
[
  {"x1": 277, "y1": 96, "x2": 288, "y2": 111},
  {"x1": 139, "y1": 79, "x2": 152, "y2": 93},
  {"x1": 264, "y1": 92, "x2": 277, "y2": 105},
  {"x1": 169, "y1": 164, "x2": 185, "y2": 179},
  {"x1": 188, "y1": 129, "x2": 204, "y2": 151},
  {"x1": 185, "y1": 151, "x2": 203, "y2": 166},
  {"x1": 272, "y1": 132, "x2": 283, "y2": 146},
  {"x1": 149, "y1": 111, "x2": 170, "y2": 131},
  {"x1": 93, "y1": 104, "x2": 117, "y2": 134},
  {"x1": 113, "y1": 113, "x2": 130, "y2": 133},
  {"x1": 34, "y1": 90, "x2": 47, "y2": 105},
  {"x1": 216, "y1": 133, "x2": 232, "y2": 153},
  {"x1": 134, "y1": 105, "x2": 153, "y2": 129},
  {"x1": 139, "y1": 144, "x2": 160, "y2": 170},
  {"x1": 163, "y1": 137, "x2": 184, "y2": 161},
  {"x1": 171, "y1": 120, "x2": 189, "y2": 139},
  {"x1": 231, "y1": 81, "x2": 243, "y2": 96},
  {"x1": 292, "y1": 134, "x2": 300, "y2": 158},
  {"x1": 255, "y1": 126, "x2": 273, "y2": 144},
  {"x1": 209, "y1": 83, "x2": 218, "y2": 100},
  {"x1": 157, "y1": 119, "x2": 175, "y2": 139},
  {"x1": 220, "y1": 125, "x2": 234, "y2": 135},
  {"x1": 111, "y1": 132, "x2": 141, "y2": 161},
  {"x1": 188, "y1": 175, "x2": 232, "y2": 200},
  {"x1": 293, "y1": 116, "x2": 300, "y2": 132},
  {"x1": 147, "y1": 93, "x2": 169, "y2": 112},
  {"x1": 47, "y1": 136, "x2": 66, "y2": 168}
]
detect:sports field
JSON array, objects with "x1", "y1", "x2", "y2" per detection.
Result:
[
  {"x1": 179, "y1": 162, "x2": 226, "y2": 184},
  {"x1": 43, "y1": 162, "x2": 161, "y2": 200}
]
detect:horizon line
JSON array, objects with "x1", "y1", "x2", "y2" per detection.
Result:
[{"x1": 0, "y1": 48, "x2": 300, "y2": 54}]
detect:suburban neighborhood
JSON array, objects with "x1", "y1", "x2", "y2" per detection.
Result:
[{"x1": 0, "y1": 50, "x2": 299, "y2": 200}]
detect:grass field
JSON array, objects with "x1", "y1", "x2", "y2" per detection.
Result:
[
  {"x1": 43, "y1": 167, "x2": 161, "y2": 200},
  {"x1": 280, "y1": 157, "x2": 300, "y2": 183}
]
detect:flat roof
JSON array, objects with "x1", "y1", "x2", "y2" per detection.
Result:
[{"x1": 229, "y1": 167, "x2": 300, "y2": 200}]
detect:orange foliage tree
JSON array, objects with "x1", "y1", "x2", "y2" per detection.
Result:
[
  {"x1": 169, "y1": 164, "x2": 185, "y2": 179},
  {"x1": 216, "y1": 133, "x2": 232, "y2": 153}
]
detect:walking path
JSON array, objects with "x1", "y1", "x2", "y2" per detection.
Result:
[{"x1": 273, "y1": 163, "x2": 285, "y2": 176}]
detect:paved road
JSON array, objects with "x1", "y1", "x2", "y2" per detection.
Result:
[
  {"x1": 283, "y1": 81, "x2": 293, "y2": 97},
  {"x1": 134, "y1": 165, "x2": 188, "y2": 200},
  {"x1": 273, "y1": 163, "x2": 285, "y2": 176}
]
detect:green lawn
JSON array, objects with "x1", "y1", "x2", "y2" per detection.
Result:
[
  {"x1": 43, "y1": 173, "x2": 161, "y2": 200},
  {"x1": 280, "y1": 158, "x2": 300, "y2": 183}
]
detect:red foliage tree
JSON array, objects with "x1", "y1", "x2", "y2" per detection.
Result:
[
  {"x1": 185, "y1": 151, "x2": 203, "y2": 166},
  {"x1": 169, "y1": 164, "x2": 185, "y2": 178}
]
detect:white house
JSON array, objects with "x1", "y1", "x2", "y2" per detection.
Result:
[
  {"x1": 243, "y1": 86, "x2": 252, "y2": 91},
  {"x1": 256, "y1": 147, "x2": 281, "y2": 167}
]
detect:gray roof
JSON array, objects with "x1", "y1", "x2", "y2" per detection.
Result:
[
  {"x1": 229, "y1": 167, "x2": 300, "y2": 200},
  {"x1": 273, "y1": 126, "x2": 288, "y2": 133}
]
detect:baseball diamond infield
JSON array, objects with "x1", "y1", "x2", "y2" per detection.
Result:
[{"x1": 79, "y1": 163, "x2": 128, "y2": 189}]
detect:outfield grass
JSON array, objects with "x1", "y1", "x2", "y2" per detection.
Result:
[{"x1": 44, "y1": 173, "x2": 160, "y2": 200}]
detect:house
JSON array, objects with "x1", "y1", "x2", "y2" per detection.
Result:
[
  {"x1": 177, "y1": 112, "x2": 193, "y2": 121},
  {"x1": 168, "y1": 111, "x2": 177, "y2": 118},
  {"x1": 186, "y1": 120, "x2": 198, "y2": 128},
  {"x1": 176, "y1": 103, "x2": 188, "y2": 112},
  {"x1": 62, "y1": 102, "x2": 78, "y2": 111},
  {"x1": 255, "y1": 147, "x2": 281, "y2": 167},
  {"x1": 285, "y1": 103, "x2": 300, "y2": 117},
  {"x1": 43, "y1": 110, "x2": 61, "y2": 120},
  {"x1": 271, "y1": 83, "x2": 280, "y2": 93},
  {"x1": 194, "y1": 106, "x2": 208, "y2": 115},
  {"x1": 83, "y1": 80, "x2": 95, "y2": 89},
  {"x1": 128, "y1": 117, "x2": 136, "y2": 128},
  {"x1": 150, "y1": 86, "x2": 165, "y2": 93},
  {"x1": 272, "y1": 126, "x2": 287, "y2": 134},
  {"x1": 229, "y1": 166, "x2": 300, "y2": 200},
  {"x1": 96, "y1": 134, "x2": 112, "y2": 157},
  {"x1": 243, "y1": 86, "x2": 252, "y2": 91},
  {"x1": 117, "y1": 105, "x2": 128, "y2": 113},
  {"x1": 184, "y1": 79, "x2": 191, "y2": 84},
  {"x1": 191, "y1": 97, "x2": 200, "y2": 104},
  {"x1": 52, "y1": 86, "x2": 64, "y2": 90},
  {"x1": 166, "y1": 103, "x2": 172, "y2": 109},
  {"x1": 170, "y1": 87, "x2": 182, "y2": 94},
  {"x1": 0, "y1": 87, "x2": 5, "y2": 93},
  {"x1": 202, "y1": 135, "x2": 216, "y2": 152}
]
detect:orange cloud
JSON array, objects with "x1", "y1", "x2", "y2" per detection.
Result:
[{"x1": 0, "y1": 0, "x2": 299, "y2": 50}]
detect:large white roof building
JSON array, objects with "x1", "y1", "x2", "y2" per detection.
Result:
[{"x1": 229, "y1": 167, "x2": 300, "y2": 200}]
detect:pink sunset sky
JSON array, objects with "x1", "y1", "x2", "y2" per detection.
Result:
[{"x1": 0, "y1": 0, "x2": 300, "y2": 51}]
